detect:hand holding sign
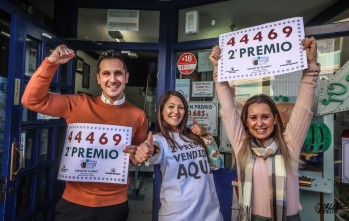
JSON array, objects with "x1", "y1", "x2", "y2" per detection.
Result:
[
  {"x1": 218, "y1": 17, "x2": 306, "y2": 82},
  {"x1": 302, "y1": 37, "x2": 317, "y2": 65}
]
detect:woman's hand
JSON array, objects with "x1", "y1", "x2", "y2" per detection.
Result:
[
  {"x1": 191, "y1": 118, "x2": 209, "y2": 137},
  {"x1": 302, "y1": 37, "x2": 317, "y2": 66},
  {"x1": 123, "y1": 132, "x2": 154, "y2": 165},
  {"x1": 135, "y1": 132, "x2": 154, "y2": 164},
  {"x1": 209, "y1": 45, "x2": 221, "y2": 75}
]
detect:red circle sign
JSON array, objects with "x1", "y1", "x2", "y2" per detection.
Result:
[{"x1": 177, "y1": 52, "x2": 197, "y2": 75}]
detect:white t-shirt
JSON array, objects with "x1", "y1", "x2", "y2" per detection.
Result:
[{"x1": 152, "y1": 132, "x2": 223, "y2": 221}]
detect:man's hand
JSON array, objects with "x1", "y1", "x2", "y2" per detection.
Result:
[
  {"x1": 48, "y1": 45, "x2": 75, "y2": 64},
  {"x1": 123, "y1": 144, "x2": 139, "y2": 165}
]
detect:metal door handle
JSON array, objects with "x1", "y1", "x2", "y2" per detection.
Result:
[{"x1": 10, "y1": 141, "x2": 24, "y2": 182}]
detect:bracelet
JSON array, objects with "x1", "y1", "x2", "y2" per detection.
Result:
[
  {"x1": 213, "y1": 71, "x2": 218, "y2": 78},
  {"x1": 303, "y1": 63, "x2": 321, "y2": 73},
  {"x1": 201, "y1": 134, "x2": 213, "y2": 145}
]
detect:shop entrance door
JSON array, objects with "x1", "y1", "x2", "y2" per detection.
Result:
[{"x1": 0, "y1": 14, "x2": 73, "y2": 221}]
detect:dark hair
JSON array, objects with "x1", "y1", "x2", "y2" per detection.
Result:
[
  {"x1": 239, "y1": 94, "x2": 294, "y2": 169},
  {"x1": 96, "y1": 50, "x2": 128, "y2": 73},
  {"x1": 157, "y1": 91, "x2": 206, "y2": 151}
]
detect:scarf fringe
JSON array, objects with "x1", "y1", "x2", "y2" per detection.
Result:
[{"x1": 238, "y1": 204, "x2": 250, "y2": 221}]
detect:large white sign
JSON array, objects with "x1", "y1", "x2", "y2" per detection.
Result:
[
  {"x1": 187, "y1": 101, "x2": 218, "y2": 136},
  {"x1": 58, "y1": 123, "x2": 131, "y2": 184},
  {"x1": 218, "y1": 17, "x2": 306, "y2": 82}
]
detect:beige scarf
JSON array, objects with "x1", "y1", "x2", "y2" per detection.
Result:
[{"x1": 238, "y1": 139, "x2": 287, "y2": 221}]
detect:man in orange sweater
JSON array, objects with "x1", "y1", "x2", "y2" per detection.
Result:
[{"x1": 22, "y1": 45, "x2": 147, "y2": 221}]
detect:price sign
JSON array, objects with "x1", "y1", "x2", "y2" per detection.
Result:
[
  {"x1": 187, "y1": 101, "x2": 218, "y2": 136},
  {"x1": 177, "y1": 52, "x2": 197, "y2": 75},
  {"x1": 58, "y1": 123, "x2": 132, "y2": 184},
  {"x1": 218, "y1": 17, "x2": 306, "y2": 82}
]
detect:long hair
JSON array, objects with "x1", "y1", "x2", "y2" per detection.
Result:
[
  {"x1": 156, "y1": 91, "x2": 206, "y2": 150},
  {"x1": 239, "y1": 94, "x2": 295, "y2": 169}
]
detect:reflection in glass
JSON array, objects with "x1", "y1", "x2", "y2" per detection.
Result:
[
  {"x1": 0, "y1": 9, "x2": 10, "y2": 185},
  {"x1": 16, "y1": 175, "x2": 32, "y2": 216},
  {"x1": 22, "y1": 129, "x2": 35, "y2": 167},
  {"x1": 60, "y1": 63, "x2": 69, "y2": 84},
  {"x1": 25, "y1": 36, "x2": 39, "y2": 76},
  {"x1": 56, "y1": 126, "x2": 67, "y2": 158},
  {"x1": 37, "y1": 169, "x2": 49, "y2": 206},
  {"x1": 40, "y1": 128, "x2": 50, "y2": 162},
  {"x1": 22, "y1": 84, "x2": 36, "y2": 122},
  {"x1": 54, "y1": 166, "x2": 65, "y2": 201}
]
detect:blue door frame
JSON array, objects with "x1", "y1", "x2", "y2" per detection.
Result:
[{"x1": 0, "y1": 3, "x2": 71, "y2": 219}]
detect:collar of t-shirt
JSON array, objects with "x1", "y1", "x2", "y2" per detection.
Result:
[{"x1": 100, "y1": 93, "x2": 126, "y2": 105}]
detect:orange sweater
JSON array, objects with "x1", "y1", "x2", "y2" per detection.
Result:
[{"x1": 22, "y1": 59, "x2": 148, "y2": 207}]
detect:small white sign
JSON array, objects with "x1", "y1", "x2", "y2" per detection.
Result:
[
  {"x1": 187, "y1": 101, "x2": 218, "y2": 136},
  {"x1": 192, "y1": 81, "x2": 214, "y2": 97},
  {"x1": 176, "y1": 79, "x2": 191, "y2": 101},
  {"x1": 58, "y1": 123, "x2": 132, "y2": 184},
  {"x1": 198, "y1": 51, "x2": 213, "y2": 72},
  {"x1": 218, "y1": 17, "x2": 306, "y2": 82}
]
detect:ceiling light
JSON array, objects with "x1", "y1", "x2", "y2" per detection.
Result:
[
  {"x1": 108, "y1": 30, "x2": 124, "y2": 42},
  {"x1": 0, "y1": 31, "x2": 10, "y2": 38}
]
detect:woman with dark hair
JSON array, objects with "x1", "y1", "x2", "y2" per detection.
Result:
[
  {"x1": 133, "y1": 90, "x2": 223, "y2": 221},
  {"x1": 209, "y1": 37, "x2": 320, "y2": 221}
]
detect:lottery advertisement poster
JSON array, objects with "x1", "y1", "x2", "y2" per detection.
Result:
[
  {"x1": 218, "y1": 17, "x2": 306, "y2": 82},
  {"x1": 187, "y1": 101, "x2": 218, "y2": 136},
  {"x1": 58, "y1": 123, "x2": 131, "y2": 184}
]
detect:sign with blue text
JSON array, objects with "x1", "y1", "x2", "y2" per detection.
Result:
[{"x1": 218, "y1": 17, "x2": 306, "y2": 82}]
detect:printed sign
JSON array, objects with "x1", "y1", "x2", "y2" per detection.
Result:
[
  {"x1": 317, "y1": 60, "x2": 349, "y2": 116},
  {"x1": 187, "y1": 101, "x2": 218, "y2": 136},
  {"x1": 198, "y1": 51, "x2": 213, "y2": 72},
  {"x1": 192, "y1": 81, "x2": 214, "y2": 97},
  {"x1": 58, "y1": 123, "x2": 132, "y2": 184},
  {"x1": 218, "y1": 17, "x2": 306, "y2": 82},
  {"x1": 176, "y1": 79, "x2": 191, "y2": 101},
  {"x1": 177, "y1": 52, "x2": 197, "y2": 75}
]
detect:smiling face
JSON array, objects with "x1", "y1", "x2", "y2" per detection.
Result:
[
  {"x1": 162, "y1": 95, "x2": 185, "y2": 132},
  {"x1": 97, "y1": 58, "x2": 129, "y2": 103},
  {"x1": 246, "y1": 103, "x2": 277, "y2": 145}
]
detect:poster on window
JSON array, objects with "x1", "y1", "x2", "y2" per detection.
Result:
[
  {"x1": 187, "y1": 101, "x2": 218, "y2": 136},
  {"x1": 176, "y1": 79, "x2": 191, "y2": 101},
  {"x1": 198, "y1": 51, "x2": 213, "y2": 72},
  {"x1": 218, "y1": 17, "x2": 306, "y2": 82},
  {"x1": 192, "y1": 81, "x2": 214, "y2": 97}
]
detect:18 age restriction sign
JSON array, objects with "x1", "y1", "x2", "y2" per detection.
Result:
[{"x1": 177, "y1": 52, "x2": 197, "y2": 75}]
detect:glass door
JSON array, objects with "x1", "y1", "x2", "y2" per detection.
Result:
[{"x1": 0, "y1": 14, "x2": 73, "y2": 221}]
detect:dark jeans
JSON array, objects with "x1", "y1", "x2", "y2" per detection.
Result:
[
  {"x1": 251, "y1": 213, "x2": 301, "y2": 221},
  {"x1": 55, "y1": 198, "x2": 129, "y2": 221}
]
